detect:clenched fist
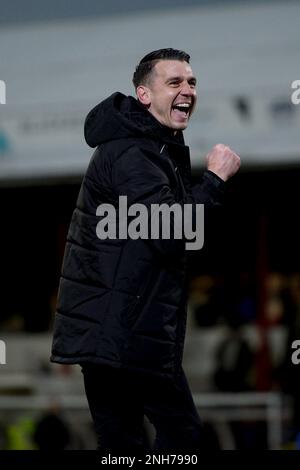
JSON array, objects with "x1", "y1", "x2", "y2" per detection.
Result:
[{"x1": 206, "y1": 144, "x2": 241, "y2": 182}]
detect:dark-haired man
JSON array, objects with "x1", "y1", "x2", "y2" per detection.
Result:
[{"x1": 51, "y1": 48, "x2": 240, "y2": 452}]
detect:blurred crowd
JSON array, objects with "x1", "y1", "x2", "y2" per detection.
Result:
[
  {"x1": 187, "y1": 271, "x2": 300, "y2": 448},
  {"x1": 1, "y1": 270, "x2": 300, "y2": 449}
]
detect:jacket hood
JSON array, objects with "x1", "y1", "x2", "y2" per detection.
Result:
[{"x1": 84, "y1": 92, "x2": 185, "y2": 148}]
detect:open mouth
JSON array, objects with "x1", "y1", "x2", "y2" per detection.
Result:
[{"x1": 171, "y1": 102, "x2": 192, "y2": 120}]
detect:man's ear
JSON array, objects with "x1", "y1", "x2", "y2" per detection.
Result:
[{"x1": 136, "y1": 85, "x2": 151, "y2": 107}]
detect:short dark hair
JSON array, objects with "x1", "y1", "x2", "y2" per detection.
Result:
[{"x1": 132, "y1": 48, "x2": 190, "y2": 89}]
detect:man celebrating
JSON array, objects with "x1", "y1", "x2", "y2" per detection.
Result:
[{"x1": 51, "y1": 48, "x2": 240, "y2": 452}]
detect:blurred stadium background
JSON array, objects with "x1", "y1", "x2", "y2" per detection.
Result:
[{"x1": 1, "y1": 0, "x2": 300, "y2": 450}]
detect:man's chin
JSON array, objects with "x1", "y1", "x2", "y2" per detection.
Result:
[
  {"x1": 171, "y1": 115, "x2": 190, "y2": 131},
  {"x1": 172, "y1": 122, "x2": 188, "y2": 131}
]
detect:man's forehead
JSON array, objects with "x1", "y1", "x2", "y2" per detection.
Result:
[{"x1": 154, "y1": 60, "x2": 195, "y2": 79}]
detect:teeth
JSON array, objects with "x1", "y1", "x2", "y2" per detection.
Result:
[{"x1": 176, "y1": 103, "x2": 190, "y2": 108}]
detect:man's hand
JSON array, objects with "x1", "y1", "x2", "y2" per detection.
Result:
[{"x1": 205, "y1": 144, "x2": 241, "y2": 182}]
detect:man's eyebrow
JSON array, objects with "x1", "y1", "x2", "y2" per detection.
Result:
[{"x1": 166, "y1": 76, "x2": 197, "y2": 84}]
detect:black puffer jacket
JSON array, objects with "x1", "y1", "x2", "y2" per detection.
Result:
[{"x1": 50, "y1": 92, "x2": 225, "y2": 379}]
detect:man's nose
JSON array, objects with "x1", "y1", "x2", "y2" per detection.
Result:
[{"x1": 181, "y1": 82, "x2": 195, "y2": 96}]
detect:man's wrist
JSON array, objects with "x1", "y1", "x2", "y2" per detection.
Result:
[{"x1": 204, "y1": 169, "x2": 227, "y2": 189}]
